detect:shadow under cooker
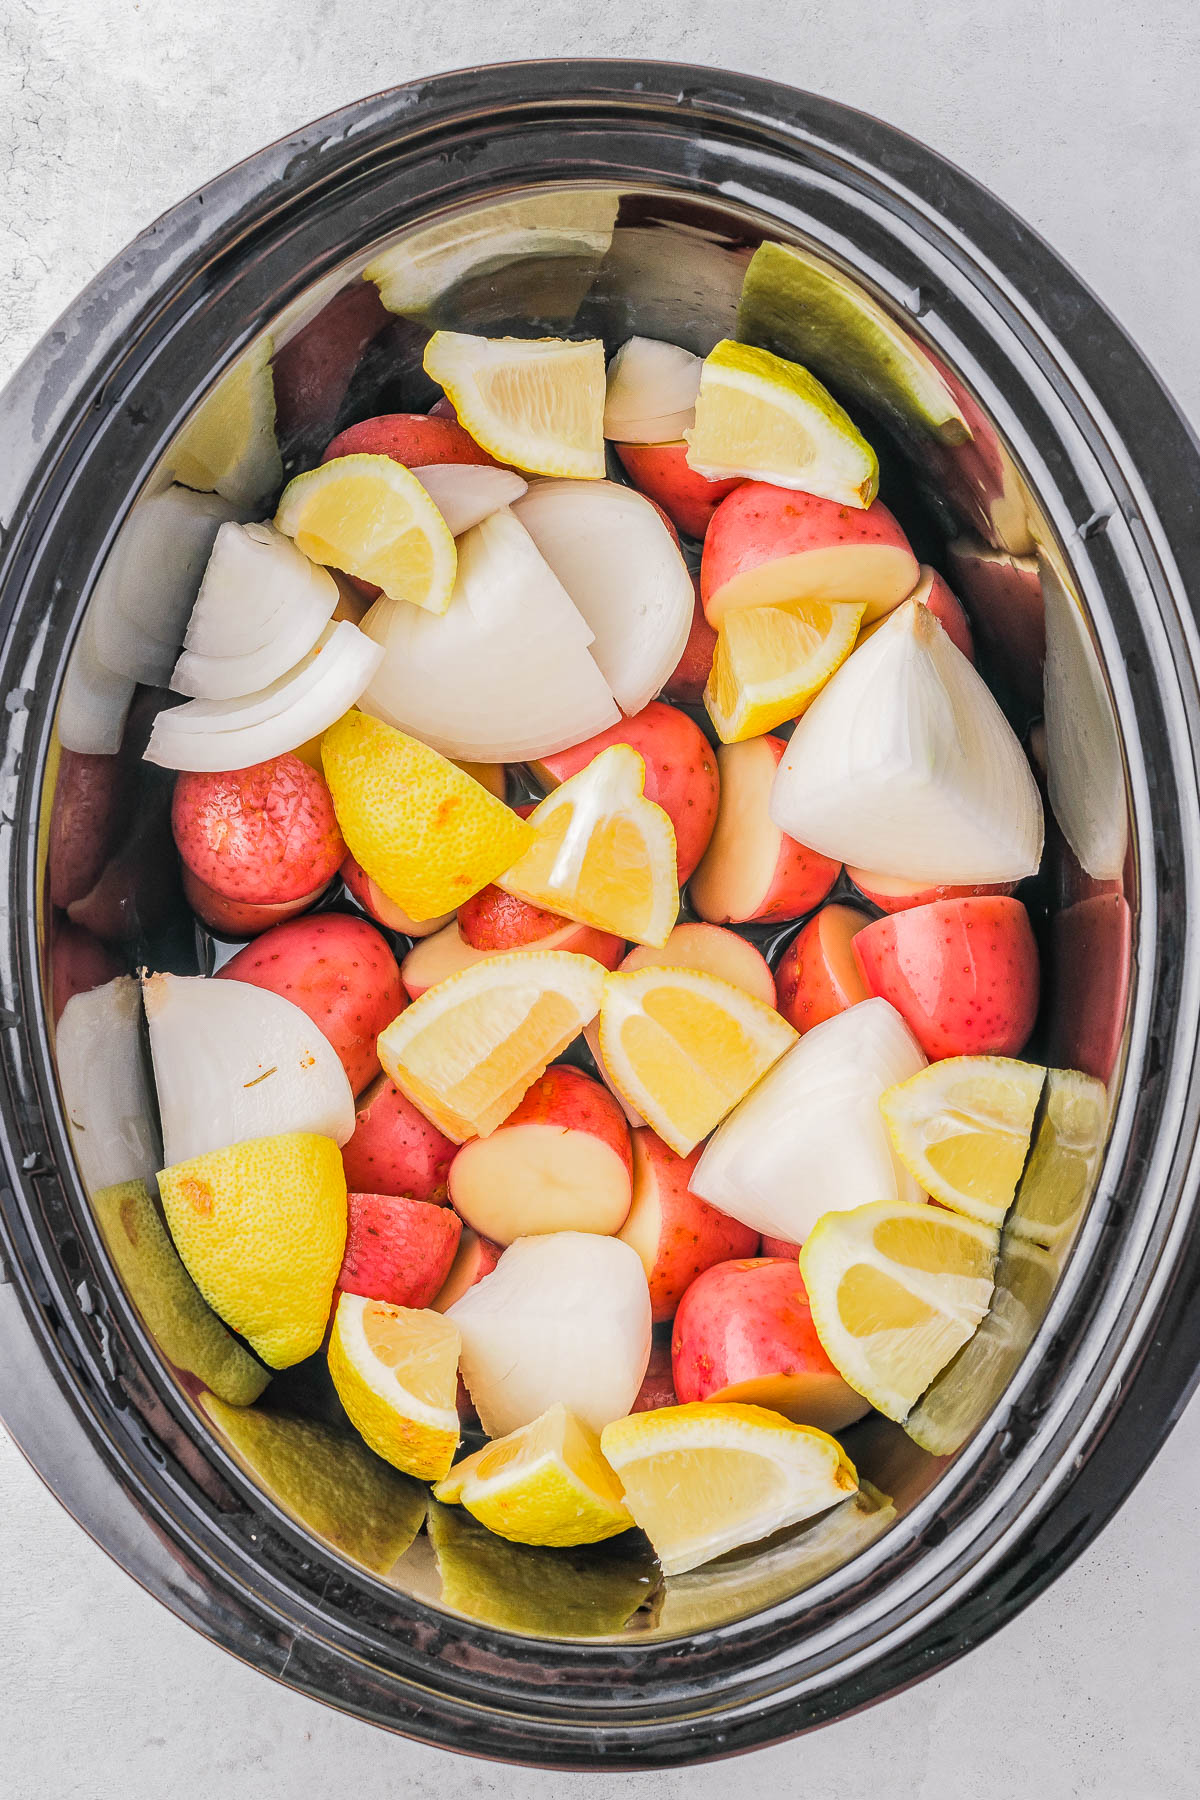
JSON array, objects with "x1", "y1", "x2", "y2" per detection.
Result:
[{"x1": 0, "y1": 61, "x2": 1197, "y2": 1768}]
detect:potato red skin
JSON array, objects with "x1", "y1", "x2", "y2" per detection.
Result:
[
  {"x1": 853, "y1": 895, "x2": 1040, "y2": 1060},
  {"x1": 457, "y1": 884, "x2": 569, "y2": 950},
  {"x1": 322, "y1": 412, "x2": 498, "y2": 468},
  {"x1": 774, "y1": 903, "x2": 872, "y2": 1034},
  {"x1": 662, "y1": 579, "x2": 718, "y2": 706},
  {"x1": 614, "y1": 441, "x2": 741, "y2": 540},
  {"x1": 337, "y1": 1192, "x2": 462, "y2": 1308},
  {"x1": 172, "y1": 755, "x2": 345, "y2": 906},
  {"x1": 531, "y1": 700, "x2": 719, "y2": 883},
  {"x1": 619, "y1": 1129, "x2": 758, "y2": 1324},
  {"x1": 218, "y1": 911, "x2": 403, "y2": 1093},
  {"x1": 341, "y1": 1075, "x2": 456, "y2": 1203}
]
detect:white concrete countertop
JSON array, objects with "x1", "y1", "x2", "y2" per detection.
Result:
[{"x1": 2, "y1": 5, "x2": 1198, "y2": 1795}]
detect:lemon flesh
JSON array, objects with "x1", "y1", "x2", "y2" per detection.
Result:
[
  {"x1": 705, "y1": 598, "x2": 866, "y2": 743},
  {"x1": 275, "y1": 454, "x2": 457, "y2": 615},
  {"x1": 328, "y1": 1293, "x2": 461, "y2": 1482},
  {"x1": 423, "y1": 331, "x2": 606, "y2": 478},
  {"x1": 881, "y1": 1055, "x2": 1047, "y2": 1229}
]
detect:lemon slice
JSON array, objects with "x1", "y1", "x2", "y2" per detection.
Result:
[
  {"x1": 880, "y1": 1056, "x2": 1046, "y2": 1230},
  {"x1": 322, "y1": 710, "x2": 531, "y2": 922},
  {"x1": 800, "y1": 1200, "x2": 999, "y2": 1423},
  {"x1": 422, "y1": 332, "x2": 606, "y2": 478},
  {"x1": 378, "y1": 949, "x2": 607, "y2": 1142},
  {"x1": 600, "y1": 1401, "x2": 858, "y2": 1575},
  {"x1": 171, "y1": 333, "x2": 283, "y2": 509},
  {"x1": 328, "y1": 1292, "x2": 461, "y2": 1481},
  {"x1": 599, "y1": 965, "x2": 796, "y2": 1155},
  {"x1": 498, "y1": 744, "x2": 678, "y2": 947},
  {"x1": 684, "y1": 339, "x2": 879, "y2": 506},
  {"x1": 158, "y1": 1132, "x2": 346, "y2": 1370},
  {"x1": 1007, "y1": 1067, "x2": 1107, "y2": 1250},
  {"x1": 275, "y1": 454, "x2": 457, "y2": 615},
  {"x1": 433, "y1": 1403, "x2": 631, "y2": 1547},
  {"x1": 705, "y1": 598, "x2": 866, "y2": 743}
]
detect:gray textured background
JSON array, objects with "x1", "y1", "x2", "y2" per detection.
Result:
[{"x1": 2, "y1": 4, "x2": 1199, "y2": 1795}]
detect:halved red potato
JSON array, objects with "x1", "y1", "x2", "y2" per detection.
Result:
[
  {"x1": 341, "y1": 852, "x2": 454, "y2": 939},
  {"x1": 775, "y1": 903, "x2": 872, "y2": 1033},
  {"x1": 614, "y1": 441, "x2": 742, "y2": 540},
  {"x1": 689, "y1": 735, "x2": 840, "y2": 925},
  {"x1": 846, "y1": 868, "x2": 1018, "y2": 914},
  {"x1": 701, "y1": 483, "x2": 918, "y2": 627},
  {"x1": 857, "y1": 565, "x2": 974, "y2": 662},
  {"x1": 618, "y1": 1128, "x2": 759, "y2": 1323}
]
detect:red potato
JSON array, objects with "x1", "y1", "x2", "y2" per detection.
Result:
[
  {"x1": 760, "y1": 1235, "x2": 800, "y2": 1260},
  {"x1": 271, "y1": 282, "x2": 391, "y2": 446},
  {"x1": 218, "y1": 911, "x2": 403, "y2": 1093},
  {"x1": 701, "y1": 483, "x2": 919, "y2": 628},
  {"x1": 775, "y1": 903, "x2": 872, "y2": 1033},
  {"x1": 401, "y1": 918, "x2": 625, "y2": 1002},
  {"x1": 66, "y1": 791, "x2": 180, "y2": 945},
  {"x1": 672, "y1": 1257, "x2": 870, "y2": 1432},
  {"x1": 946, "y1": 536, "x2": 1045, "y2": 707},
  {"x1": 341, "y1": 1074, "x2": 456, "y2": 1203},
  {"x1": 529, "y1": 700, "x2": 719, "y2": 883},
  {"x1": 48, "y1": 749, "x2": 129, "y2": 910},
  {"x1": 857, "y1": 565, "x2": 974, "y2": 663},
  {"x1": 337, "y1": 1192, "x2": 462, "y2": 1309},
  {"x1": 662, "y1": 579, "x2": 718, "y2": 705},
  {"x1": 340, "y1": 852, "x2": 453, "y2": 939},
  {"x1": 620, "y1": 923, "x2": 776, "y2": 1009},
  {"x1": 448, "y1": 1066, "x2": 634, "y2": 1243},
  {"x1": 172, "y1": 754, "x2": 345, "y2": 906},
  {"x1": 49, "y1": 918, "x2": 123, "y2": 1024},
  {"x1": 182, "y1": 864, "x2": 329, "y2": 938},
  {"x1": 457, "y1": 884, "x2": 570, "y2": 950},
  {"x1": 853, "y1": 894, "x2": 1040, "y2": 1061},
  {"x1": 631, "y1": 1336, "x2": 678, "y2": 1413},
  {"x1": 614, "y1": 440, "x2": 742, "y2": 540},
  {"x1": 431, "y1": 1227, "x2": 503, "y2": 1313},
  {"x1": 846, "y1": 867, "x2": 1018, "y2": 914},
  {"x1": 322, "y1": 411, "x2": 498, "y2": 469},
  {"x1": 1048, "y1": 892, "x2": 1131, "y2": 1085},
  {"x1": 618, "y1": 1129, "x2": 759, "y2": 1323},
  {"x1": 689, "y1": 735, "x2": 840, "y2": 925}
]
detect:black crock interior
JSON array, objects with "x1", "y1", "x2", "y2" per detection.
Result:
[{"x1": 2, "y1": 62, "x2": 1199, "y2": 1768}]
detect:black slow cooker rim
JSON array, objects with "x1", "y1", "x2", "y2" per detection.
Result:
[{"x1": 1, "y1": 59, "x2": 1199, "y2": 1768}]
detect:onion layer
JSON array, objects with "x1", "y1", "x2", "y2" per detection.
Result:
[
  {"x1": 172, "y1": 523, "x2": 340, "y2": 698},
  {"x1": 144, "y1": 621, "x2": 382, "y2": 772},
  {"x1": 1041, "y1": 554, "x2": 1127, "y2": 881},
  {"x1": 411, "y1": 464, "x2": 528, "y2": 535},
  {"x1": 770, "y1": 599, "x2": 1044, "y2": 883}
]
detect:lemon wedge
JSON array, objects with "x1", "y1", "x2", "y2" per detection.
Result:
[
  {"x1": 800, "y1": 1199, "x2": 999, "y2": 1423},
  {"x1": 685, "y1": 339, "x2": 879, "y2": 506},
  {"x1": 599, "y1": 965, "x2": 796, "y2": 1155},
  {"x1": 705, "y1": 597, "x2": 866, "y2": 742},
  {"x1": 600, "y1": 1401, "x2": 858, "y2": 1575},
  {"x1": 880, "y1": 1056, "x2": 1046, "y2": 1229},
  {"x1": 434, "y1": 1403, "x2": 631, "y2": 1547},
  {"x1": 378, "y1": 949, "x2": 607, "y2": 1142},
  {"x1": 275, "y1": 454, "x2": 457, "y2": 615},
  {"x1": 157, "y1": 1131, "x2": 346, "y2": 1370},
  {"x1": 498, "y1": 744, "x2": 678, "y2": 947},
  {"x1": 1007, "y1": 1067, "x2": 1107, "y2": 1250},
  {"x1": 328, "y1": 1293, "x2": 461, "y2": 1481},
  {"x1": 171, "y1": 332, "x2": 282, "y2": 509},
  {"x1": 423, "y1": 332, "x2": 606, "y2": 478},
  {"x1": 322, "y1": 710, "x2": 531, "y2": 922}
]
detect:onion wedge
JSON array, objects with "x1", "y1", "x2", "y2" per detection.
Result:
[
  {"x1": 691, "y1": 997, "x2": 928, "y2": 1243},
  {"x1": 56, "y1": 976, "x2": 161, "y2": 1192},
  {"x1": 411, "y1": 464, "x2": 528, "y2": 535},
  {"x1": 143, "y1": 972, "x2": 355, "y2": 1167},
  {"x1": 513, "y1": 480, "x2": 694, "y2": 715},
  {"x1": 604, "y1": 337, "x2": 703, "y2": 443},
  {"x1": 172, "y1": 524, "x2": 340, "y2": 698},
  {"x1": 143, "y1": 621, "x2": 382, "y2": 771},
  {"x1": 360, "y1": 507, "x2": 620, "y2": 762},
  {"x1": 770, "y1": 598, "x2": 1044, "y2": 883}
]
